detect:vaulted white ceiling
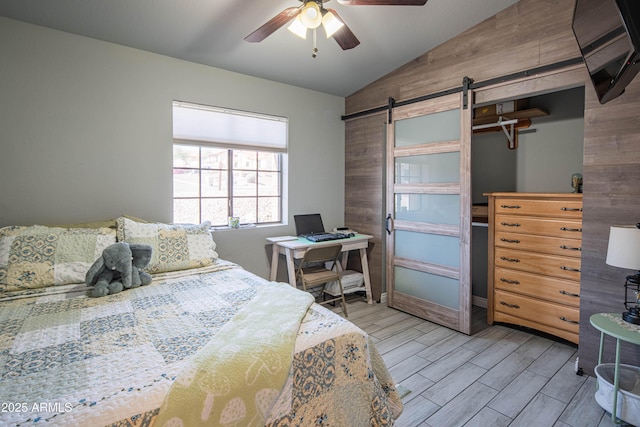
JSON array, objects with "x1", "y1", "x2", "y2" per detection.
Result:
[{"x1": 0, "y1": 0, "x2": 520, "y2": 97}]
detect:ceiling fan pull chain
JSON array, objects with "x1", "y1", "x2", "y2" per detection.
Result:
[{"x1": 312, "y1": 28, "x2": 318, "y2": 58}]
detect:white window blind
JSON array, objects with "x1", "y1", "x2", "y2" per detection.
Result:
[{"x1": 172, "y1": 101, "x2": 288, "y2": 152}]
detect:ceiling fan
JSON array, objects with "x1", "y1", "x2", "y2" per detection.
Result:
[{"x1": 245, "y1": 0, "x2": 428, "y2": 57}]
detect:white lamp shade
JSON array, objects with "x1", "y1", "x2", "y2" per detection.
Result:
[
  {"x1": 322, "y1": 11, "x2": 344, "y2": 37},
  {"x1": 288, "y1": 15, "x2": 308, "y2": 39},
  {"x1": 606, "y1": 225, "x2": 640, "y2": 270}
]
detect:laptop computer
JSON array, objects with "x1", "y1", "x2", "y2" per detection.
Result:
[
  {"x1": 294, "y1": 213, "x2": 325, "y2": 236},
  {"x1": 294, "y1": 213, "x2": 351, "y2": 242}
]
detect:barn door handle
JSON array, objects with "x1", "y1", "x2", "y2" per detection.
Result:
[{"x1": 386, "y1": 214, "x2": 394, "y2": 235}]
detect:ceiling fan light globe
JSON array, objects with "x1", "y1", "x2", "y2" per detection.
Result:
[
  {"x1": 288, "y1": 15, "x2": 308, "y2": 39},
  {"x1": 300, "y1": 2, "x2": 322, "y2": 29},
  {"x1": 322, "y1": 11, "x2": 344, "y2": 38}
]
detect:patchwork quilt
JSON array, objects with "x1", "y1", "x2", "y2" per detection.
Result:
[{"x1": 0, "y1": 261, "x2": 402, "y2": 426}]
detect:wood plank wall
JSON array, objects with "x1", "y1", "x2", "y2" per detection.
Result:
[
  {"x1": 345, "y1": 113, "x2": 387, "y2": 301},
  {"x1": 581, "y1": 79, "x2": 640, "y2": 375},
  {"x1": 344, "y1": 0, "x2": 640, "y2": 376},
  {"x1": 345, "y1": 0, "x2": 578, "y2": 116}
]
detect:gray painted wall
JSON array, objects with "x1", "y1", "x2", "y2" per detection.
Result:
[
  {"x1": 0, "y1": 17, "x2": 346, "y2": 279},
  {"x1": 516, "y1": 87, "x2": 585, "y2": 193},
  {"x1": 472, "y1": 87, "x2": 585, "y2": 204}
]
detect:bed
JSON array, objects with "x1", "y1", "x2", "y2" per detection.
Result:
[{"x1": 0, "y1": 217, "x2": 402, "y2": 426}]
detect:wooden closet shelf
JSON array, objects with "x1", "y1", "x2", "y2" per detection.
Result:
[{"x1": 472, "y1": 108, "x2": 549, "y2": 126}]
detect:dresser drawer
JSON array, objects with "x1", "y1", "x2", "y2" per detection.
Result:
[
  {"x1": 495, "y1": 231, "x2": 582, "y2": 257},
  {"x1": 494, "y1": 289, "x2": 580, "y2": 334},
  {"x1": 495, "y1": 215, "x2": 583, "y2": 239},
  {"x1": 495, "y1": 247, "x2": 581, "y2": 280},
  {"x1": 494, "y1": 267, "x2": 580, "y2": 307},
  {"x1": 494, "y1": 198, "x2": 582, "y2": 218},
  {"x1": 493, "y1": 311, "x2": 579, "y2": 344}
]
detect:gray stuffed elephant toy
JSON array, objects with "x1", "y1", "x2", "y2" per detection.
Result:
[
  {"x1": 131, "y1": 244, "x2": 153, "y2": 288},
  {"x1": 85, "y1": 242, "x2": 153, "y2": 297}
]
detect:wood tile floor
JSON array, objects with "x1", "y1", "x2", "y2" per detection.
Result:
[{"x1": 333, "y1": 297, "x2": 629, "y2": 427}]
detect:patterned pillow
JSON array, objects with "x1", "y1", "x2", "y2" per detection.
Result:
[
  {"x1": 0, "y1": 225, "x2": 117, "y2": 292},
  {"x1": 116, "y1": 217, "x2": 218, "y2": 274}
]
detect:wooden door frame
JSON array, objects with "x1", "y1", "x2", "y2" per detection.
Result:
[
  {"x1": 472, "y1": 64, "x2": 587, "y2": 325},
  {"x1": 473, "y1": 63, "x2": 586, "y2": 106}
]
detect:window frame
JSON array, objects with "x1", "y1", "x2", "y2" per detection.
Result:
[{"x1": 172, "y1": 102, "x2": 288, "y2": 227}]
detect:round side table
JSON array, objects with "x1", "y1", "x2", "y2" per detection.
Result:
[{"x1": 589, "y1": 313, "x2": 640, "y2": 424}]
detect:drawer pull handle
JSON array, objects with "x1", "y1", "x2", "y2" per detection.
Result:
[
  {"x1": 500, "y1": 238, "x2": 520, "y2": 244},
  {"x1": 500, "y1": 222, "x2": 521, "y2": 227},
  {"x1": 559, "y1": 290, "x2": 580, "y2": 298},
  {"x1": 560, "y1": 316, "x2": 579, "y2": 325},
  {"x1": 560, "y1": 227, "x2": 582, "y2": 232},
  {"x1": 501, "y1": 204, "x2": 521, "y2": 209},
  {"x1": 500, "y1": 256, "x2": 520, "y2": 263},
  {"x1": 561, "y1": 207, "x2": 583, "y2": 212},
  {"x1": 500, "y1": 278, "x2": 520, "y2": 285},
  {"x1": 500, "y1": 301, "x2": 520, "y2": 309},
  {"x1": 560, "y1": 266, "x2": 581, "y2": 272},
  {"x1": 560, "y1": 245, "x2": 582, "y2": 251}
]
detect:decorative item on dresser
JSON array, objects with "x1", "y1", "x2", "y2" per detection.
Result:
[{"x1": 485, "y1": 192, "x2": 583, "y2": 344}]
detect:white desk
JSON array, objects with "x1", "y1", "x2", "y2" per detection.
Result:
[{"x1": 267, "y1": 234, "x2": 374, "y2": 304}]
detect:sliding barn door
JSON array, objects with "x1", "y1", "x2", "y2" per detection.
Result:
[{"x1": 386, "y1": 92, "x2": 472, "y2": 334}]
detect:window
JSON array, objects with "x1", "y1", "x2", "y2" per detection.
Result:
[{"x1": 172, "y1": 102, "x2": 287, "y2": 227}]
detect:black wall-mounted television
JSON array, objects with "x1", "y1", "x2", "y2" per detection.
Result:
[{"x1": 572, "y1": 0, "x2": 640, "y2": 104}]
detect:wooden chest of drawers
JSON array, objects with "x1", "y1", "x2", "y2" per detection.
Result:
[{"x1": 485, "y1": 193, "x2": 583, "y2": 344}]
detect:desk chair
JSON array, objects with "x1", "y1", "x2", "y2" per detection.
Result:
[{"x1": 295, "y1": 244, "x2": 348, "y2": 317}]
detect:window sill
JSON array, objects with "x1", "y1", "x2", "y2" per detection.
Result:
[{"x1": 212, "y1": 223, "x2": 284, "y2": 231}]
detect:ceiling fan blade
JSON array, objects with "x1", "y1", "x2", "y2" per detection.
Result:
[
  {"x1": 326, "y1": 9, "x2": 360, "y2": 50},
  {"x1": 244, "y1": 7, "x2": 300, "y2": 42},
  {"x1": 337, "y1": 0, "x2": 428, "y2": 5}
]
